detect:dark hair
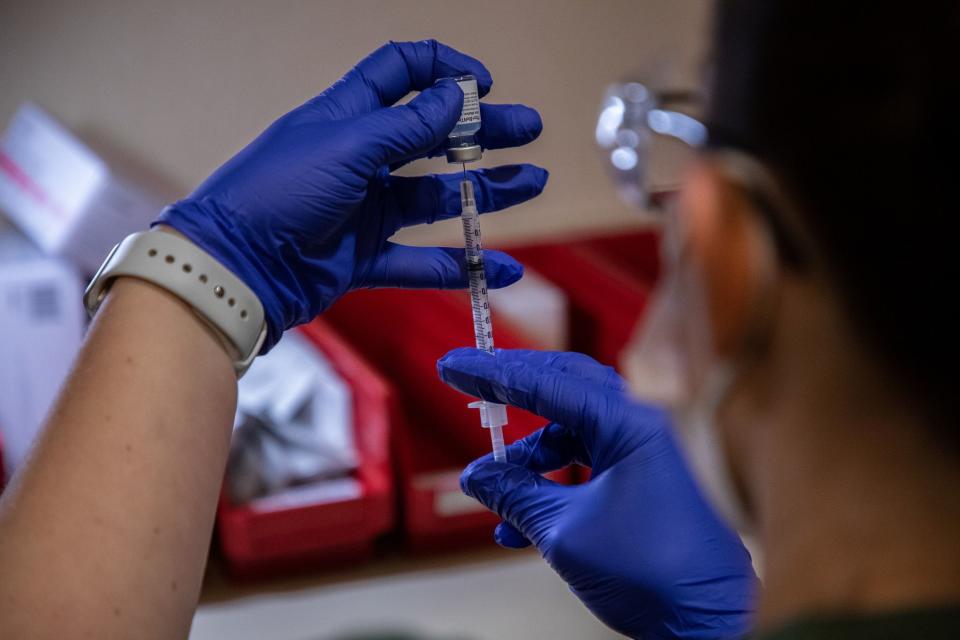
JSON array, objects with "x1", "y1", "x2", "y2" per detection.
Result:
[{"x1": 707, "y1": 1, "x2": 958, "y2": 429}]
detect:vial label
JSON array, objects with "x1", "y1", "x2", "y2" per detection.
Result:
[{"x1": 456, "y1": 77, "x2": 481, "y2": 127}]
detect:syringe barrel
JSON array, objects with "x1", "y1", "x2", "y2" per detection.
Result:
[
  {"x1": 460, "y1": 179, "x2": 476, "y2": 208},
  {"x1": 460, "y1": 176, "x2": 508, "y2": 460},
  {"x1": 460, "y1": 180, "x2": 483, "y2": 264}
]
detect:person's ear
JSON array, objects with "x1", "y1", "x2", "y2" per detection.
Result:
[{"x1": 678, "y1": 159, "x2": 774, "y2": 360}]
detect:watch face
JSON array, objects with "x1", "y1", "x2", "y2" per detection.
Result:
[{"x1": 83, "y1": 241, "x2": 123, "y2": 315}]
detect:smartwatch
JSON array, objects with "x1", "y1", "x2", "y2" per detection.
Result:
[{"x1": 84, "y1": 230, "x2": 267, "y2": 377}]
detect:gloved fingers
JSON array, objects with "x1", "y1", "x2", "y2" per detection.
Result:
[
  {"x1": 437, "y1": 347, "x2": 633, "y2": 445},
  {"x1": 360, "y1": 244, "x2": 523, "y2": 290},
  {"x1": 395, "y1": 103, "x2": 543, "y2": 168},
  {"x1": 304, "y1": 40, "x2": 492, "y2": 119},
  {"x1": 485, "y1": 349, "x2": 626, "y2": 391},
  {"x1": 386, "y1": 164, "x2": 548, "y2": 229},
  {"x1": 460, "y1": 457, "x2": 567, "y2": 545},
  {"x1": 504, "y1": 421, "x2": 592, "y2": 472},
  {"x1": 469, "y1": 423, "x2": 586, "y2": 481},
  {"x1": 494, "y1": 521, "x2": 532, "y2": 549},
  {"x1": 475, "y1": 103, "x2": 544, "y2": 151},
  {"x1": 356, "y1": 80, "x2": 464, "y2": 169}
]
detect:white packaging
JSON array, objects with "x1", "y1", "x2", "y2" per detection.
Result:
[
  {"x1": 0, "y1": 218, "x2": 86, "y2": 475},
  {"x1": 0, "y1": 103, "x2": 165, "y2": 274},
  {"x1": 227, "y1": 330, "x2": 358, "y2": 503}
]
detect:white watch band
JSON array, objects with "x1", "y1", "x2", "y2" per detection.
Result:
[{"x1": 84, "y1": 231, "x2": 267, "y2": 377}]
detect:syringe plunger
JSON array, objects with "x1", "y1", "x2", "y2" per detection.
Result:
[{"x1": 469, "y1": 401, "x2": 508, "y2": 462}]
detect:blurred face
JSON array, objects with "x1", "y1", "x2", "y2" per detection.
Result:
[{"x1": 625, "y1": 151, "x2": 791, "y2": 531}]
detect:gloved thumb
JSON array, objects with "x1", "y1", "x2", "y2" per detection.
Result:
[
  {"x1": 494, "y1": 521, "x2": 532, "y2": 549},
  {"x1": 357, "y1": 79, "x2": 463, "y2": 168},
  {"x1": 460, "y1": 456, "x2": 566, "y2": 548}
]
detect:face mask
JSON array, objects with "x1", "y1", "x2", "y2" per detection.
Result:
[{"x1": 621, "y1": 168, "x2": 779, "y2": 534}]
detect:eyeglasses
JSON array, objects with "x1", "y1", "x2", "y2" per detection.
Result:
[
  {"x1": 596, "y1": 82, "x2": 705, "y2": 211},
  {"x1": 596, "y1": 81, "x2": 811, "y2": 269}
]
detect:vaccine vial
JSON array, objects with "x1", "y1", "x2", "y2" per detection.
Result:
[{"x1": 445, "y1": 75, "x2": 482, "y2": 163}]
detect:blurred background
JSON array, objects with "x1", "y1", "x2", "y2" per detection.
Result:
[{"x1": 0, "y1": 1, "x2": 711, "y2": 638}]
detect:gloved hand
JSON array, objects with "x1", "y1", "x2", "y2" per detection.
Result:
[
  {"x1": 437, "y1": 348, "x2": 758, "y2": 640},
  {"x1": 156, "y1": 40, "x2": 547, "y2": 350}
]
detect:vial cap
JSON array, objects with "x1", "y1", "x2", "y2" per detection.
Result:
[{"x1": 446, "y1": 144, "x2": 483, "y2": 163}]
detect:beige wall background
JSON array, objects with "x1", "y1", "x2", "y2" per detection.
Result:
[{"x1": 0, "y1": 0, "x2": 711, "y2": 247}]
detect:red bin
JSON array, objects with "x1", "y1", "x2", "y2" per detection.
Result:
[
  {"x1": 508, "y1": 230, "x2": 661, "y2": 369},
  {"x1": 215, "y1": 319, "x2": 395, "y2": 578},
  {"x1": 325, "y1": 288, "x2": 569, "y2": 550}
]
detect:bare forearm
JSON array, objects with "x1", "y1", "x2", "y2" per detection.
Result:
[{"x1": 0, "y1": 277, "x2": 236, "y2": 639}]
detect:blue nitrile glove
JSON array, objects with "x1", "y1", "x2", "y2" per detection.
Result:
[
  {"x1": 437, "y1": 348, "x2": 759, "y2": 640},
  {"x1": 155, "y1": 40, "x2": 547, "y2": 350}
]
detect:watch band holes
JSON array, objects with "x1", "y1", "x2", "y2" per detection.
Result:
[
  {"x1": 164, "y1": 255, "x2": 175, "y2": 264},
  {"x1": 228, "y1": 298, "x2": 235, "y2": 307},
  {"x1": 148, "y1": 249, "x2": 158, "y2": 257},
  {"x1": 240, "y1": 310, "x2": 248, "y2": 319},
  {"x1": 182, "y1": 264, "x2": 192, "y2": 273},
  {"x1": 199, "y1": 274, "x2": 208, "y2": 283}
]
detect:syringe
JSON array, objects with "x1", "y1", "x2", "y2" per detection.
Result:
[
  {"x1": 441, "y1": 73, "x2": 508, "y2": 462},
  {"x1": 459, "y1": 166, "x2": 508, "y2": 463}
]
